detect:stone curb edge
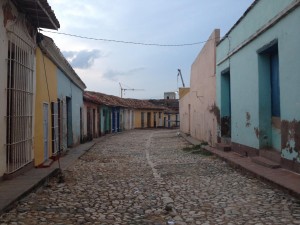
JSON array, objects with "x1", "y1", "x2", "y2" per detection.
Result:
[
  {"x1": 0, "y1": 168, "x2": 60, "y2": 215},
  {"x1": 180, "y1": 133, "x2": 300, "y2": 200},
  {"x1": 0, "y1": 138, "x2": 100, "y2": 215}
]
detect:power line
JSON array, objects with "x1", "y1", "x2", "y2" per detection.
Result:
[{"x1": 40, "y1": 29, "x2": 215, "y2": 47}]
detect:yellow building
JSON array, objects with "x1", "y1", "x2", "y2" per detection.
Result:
[
  {"x1": 34, "y1": 47, "x2": 58, "y2": 167},
  {"x1": 134, "y1": 109, "x2": 165, "y2": 128},
  {"x1": 147, "y1": 99, "x2": 180, "y2": 128}
]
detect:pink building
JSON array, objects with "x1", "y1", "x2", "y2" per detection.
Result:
[{"x1": 179, "y1": 29, "x2": 220, "y2": 147}]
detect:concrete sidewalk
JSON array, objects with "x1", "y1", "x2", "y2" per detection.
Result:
[
  {"x1": 0, "y1": 138, "x2": 102, "y2": 214},
  {"x1": 181, "y1": 132, "x2": 300, "y2": 199}
]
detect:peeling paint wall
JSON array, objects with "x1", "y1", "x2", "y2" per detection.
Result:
[
  {"x1": 281, "y1": 120, "x2": 300, "y2": 162},
  {"x1": 179, "y1": 29, "x2": 220, "y2": 147},
  {"x1": 216, "y1": 1, "x2": 300, "y2": 164},
  {"x1": 0, "y1": 0, "x2": 37, "y2": 176}
]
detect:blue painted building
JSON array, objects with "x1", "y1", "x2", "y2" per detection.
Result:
[
  {"x1": 216, "y1": 0, "x2": 300, "y2": 172},
  {"x1": 112, "y1": 107, "x2": 121, "y2": 133},
  {"x1": 40, "y1": 46, "x2": 88, "y2": 149},
  {"x1": 57, "y1": 68, "x2": 86, "y2": 148}
]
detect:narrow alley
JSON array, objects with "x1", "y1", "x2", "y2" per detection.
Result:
[{"x1": 1, "y1": 129, "x2": 300, "y2": 225}]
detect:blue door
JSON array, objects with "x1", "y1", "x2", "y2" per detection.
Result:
[
  {"x1": 270, "y1": 53, "x2": 280, "y2": 117},
  {"x1": 270, "y1": 53, "x2": 281, "y2": 151}
]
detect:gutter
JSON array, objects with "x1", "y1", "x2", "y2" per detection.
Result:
[{"x1": 217, "y1": 0, "x2": 300, "y2": 66}]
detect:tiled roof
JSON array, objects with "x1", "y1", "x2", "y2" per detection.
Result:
[
  {"x1": 84, "y1": 91, "x2": 167, "y2": 110},
  {"x1": 38, "y1": 34, "x2": 86, "y2": 90},
  {"x1": 148, "y1": 99, "x2": 179, "y2": 110},
  {"x1": 149, "y1": 99, "x2": 179, "y2": 114},
  {"x1": 12, "y1": 0, "x2": 60, "y2": 30}
]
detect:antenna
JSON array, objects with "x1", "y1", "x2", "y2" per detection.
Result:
[
  {"x1": 177, "y1": 69, "x2": 185, "y2": 87},
  {"x1": 119, "y1": 82, "x2": 144, "y2": 98}
]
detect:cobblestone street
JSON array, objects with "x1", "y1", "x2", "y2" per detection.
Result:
[{"x1": 1, "y1": 129, "x2": 300, "y2": 225}]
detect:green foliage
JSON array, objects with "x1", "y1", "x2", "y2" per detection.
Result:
[{"x1": 182, "y1": 143, "x2": 212, "y2": 156}]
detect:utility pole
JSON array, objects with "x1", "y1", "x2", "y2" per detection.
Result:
[
  {"x1": 177, "y1": 69, "x2": 185, "y2": 87},
  {"x1": 119, "y1": 83, "x2": 144, "y2": 98}
]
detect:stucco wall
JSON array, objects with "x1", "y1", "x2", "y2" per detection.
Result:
[
  {"x1": 57, "y1": 69, "x2": 83, "y2": 147},
  {"x1": 0, "y1": 1, "x2": 37, "y2": 175},
  {"x1": 179, "y1": 29, "x2": 220, "y2": 146},
  {"x1": 83, "y1": 101, "x2": 99, "y2": 138},
  {"x1": 122, "y1": 109, "x2": 134, "y2": 131},
  {"x1": 0, "y1": 1, "x2": 9, "y2": 175},
  {"x1": 34, "y1": 48, "x2": 58, "y2": 166},
  {"x1": 134, "y1": 110, "x2": 164, "y2": 128},
  {"x1": 179, "y1": 93, "x2": 190, "y2": 134},
  {"x1": 216, "y1": 1, "x2": 300, "y2": 161}
]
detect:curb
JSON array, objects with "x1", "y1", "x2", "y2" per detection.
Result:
[
  {"x1": 0, "y1": 137, "x2": 103, "y2": 215},
  {"x1": 180, "y1": 133, "x2": 300, "y2": 200},
  {"x1": 202, "y1": 145, "x2": 300, "y2": 199},
  {"x1": 0, "y1": 168, "x2": 60, "y2": 214}
]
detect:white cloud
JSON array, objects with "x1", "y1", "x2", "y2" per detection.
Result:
[
  {"x1": 62, "y1": 49, "x2": 101, "y2": 69},
  {"x1": 103, "y1": 67, "x2": 145, "y2": 81},
  {"x1": 47, "y1": 0, "x2": 254, "y2": 99}
]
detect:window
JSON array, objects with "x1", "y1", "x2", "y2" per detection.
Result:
[{"x1": 6, "y1": 31, "x2": 34, "y2": 173}]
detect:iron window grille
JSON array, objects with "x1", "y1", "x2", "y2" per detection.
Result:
[{"x1": 6, "y1": 31, "x2": 34, "y2": 173}]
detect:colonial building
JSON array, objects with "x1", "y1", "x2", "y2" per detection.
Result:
[
  {"x1": 35, "y1": 34, "x2": 88, "y2": 167},
  {"x1": 179, "y1": 29, "x2": 220, "y2": 146},
  {"x1": 216, "y1": 0, "x2": 300, "y2": 172},
  {"x1": 83, "y1": 91, "x2": 169, "y2": 137},
  {"x1": 0, "y1": 0, "x2": 59, "y2": 178}
]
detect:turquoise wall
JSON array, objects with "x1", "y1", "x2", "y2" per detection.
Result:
[
  {"x1": 57, "y1": 69, "x2": 84, "y2": 146},
  {"x1": 217, "y1": 1, "x2": 300, "y2": 160}
]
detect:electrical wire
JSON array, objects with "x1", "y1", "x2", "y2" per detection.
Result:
[{"x1": 40, "y1": 29, "x2": 216, "y2": 47}]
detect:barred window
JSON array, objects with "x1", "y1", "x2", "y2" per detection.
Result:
[{"x1": 6, "y1": 31, "x2": 34, "y2": 173}]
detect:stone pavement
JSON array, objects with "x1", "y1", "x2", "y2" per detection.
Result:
[
  {"x1": 180, "y1": 132, "x2": 300, "y2": 199},
  {"x1": 1, "y1": 129, "x2": 300, "y2": 224},
  {"x1": 0, "y1": 137, "x2": 101, "y2": 215}
]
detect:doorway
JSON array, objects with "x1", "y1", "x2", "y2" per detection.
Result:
[
  {"x1": 141, "y1": 112, "x2": 145, "y2": 128},
  {"x1": 220, "y1": 69, "x2": 231, "y2": 138},
  {"x1": 66, "y1": 97, "x2": 72, "y2": 147},
  {"x1": 43, "y1": 103, "x2": 49, "y2": 161},
  {"x1": 147, "y1": 112, "x2": 151, "y2": 127},
  {"x1": 258, "y1": 41, "x2": 281, "y2": 151}
]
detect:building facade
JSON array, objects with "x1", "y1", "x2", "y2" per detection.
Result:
[
  {"x1": 0, "y1": 0, "x2": 59, "y2": 178},
  {"x1": 34, "y1": 47, "x2": 58, "y2": 167},
  {"x1": 39, "y1": 35, "x2": 86, "y2": 151},
  {"x1": 216, "y1": 0, "x2": 300, "y2": 172},
  {"x1": 82, "y1": 100, "x2": 100, "y2": 142},
  {"x1": 180, "y1": 29, "x2": 220, "y2": 146}
]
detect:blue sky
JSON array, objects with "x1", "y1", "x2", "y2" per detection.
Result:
[{"x1": 44, "y1": 0, "x2": 254, "y2": 99}]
